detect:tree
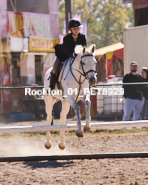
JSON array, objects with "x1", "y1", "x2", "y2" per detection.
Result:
[
  {"x1": 59, "y1": 0, "x2": 134, "y2": 49},
  {"x1": 59, "y1": 0, "x2": 66, "y2": 34}
]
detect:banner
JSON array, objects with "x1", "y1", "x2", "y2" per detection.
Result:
[
  {"x1": 50, "y1": 14, "x2": 60, "y2": 38},
  {"x1": 81, "y1": 19, "x2": 87, "y2": 39},
  {"x1": 7, "y1": 12, "x2": 51, "y2": 38},
  {"x1": 0, "y1": 0, "x2": 7, "y2": 36},
  {"x1": 0, "y1": 0, "x2": 7, "y2": 9},
  {"x1": 29, "y1": 37, "x2": 60, "y2": 52},
  {"x1": 0, "y1": 37, "x2": 11, "y2": 112},
  {"x1": 29, "y1": 13, "x2": 50, "y2": 37},
  {"x1": 8, "y1": 12, "x2": 30, "y2": 37}
]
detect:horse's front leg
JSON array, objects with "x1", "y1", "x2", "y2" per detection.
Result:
[
  {"x1": 59, "y1": 101, "x2": 70, "y2": 150},
  {"x1": 44, "y1": 95, "x2": 55, "y2": 149},
  {"x1": 83, "y1": 92, "x2": 91, "y2": 132},
  {"x1": 65, "y1": 95, "x2": 83, "y2": 137}
]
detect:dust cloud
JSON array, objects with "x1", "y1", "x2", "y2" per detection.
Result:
[{"x1": 0, "y1": 135, "x2": 73, "y2": 157}]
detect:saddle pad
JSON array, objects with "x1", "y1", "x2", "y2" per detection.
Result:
[
  {"x1": 44, "y1": 67, "x2": 53, "y2": 89},
  {"x1": 58, "y1": 58, "x2": 70, "y2": 82}
]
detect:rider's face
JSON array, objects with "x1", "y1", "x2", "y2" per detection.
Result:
[{"x1": 71, "y1": 27, "x2": 80, "y2": 36}]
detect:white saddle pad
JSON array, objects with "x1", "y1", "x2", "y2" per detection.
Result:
[{"x1": 44, "y1": 67, "x2": 53, "y2": 89}]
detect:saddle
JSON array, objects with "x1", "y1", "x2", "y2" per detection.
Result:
[
  {"x1": 56, "y1": 62, "x2": 64, "y2": 91},
  {"x1": 57, "y1": 58, "x2": 70, "y2": 91},
  {"x1": 57, "y1": 63, "x2": 64, "y2": 79}
]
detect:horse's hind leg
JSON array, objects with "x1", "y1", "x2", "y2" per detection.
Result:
[
  {"x1": 44, "y1": 95, "x2": 55, "y2": 149},
  {"x1": 59, "y1": 101, "x2": 70, "y2": 150}
]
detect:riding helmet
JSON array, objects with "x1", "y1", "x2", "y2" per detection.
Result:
[{"x1": 68, "y1": 18, "x2": 82, "y2": 29}]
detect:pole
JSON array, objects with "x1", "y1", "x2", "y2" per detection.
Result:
[
  {"x1": 105, "y1": 57, "x2": 108, "y2": 79},
  {"x1": 1, "y1": 120, "x2": 148, "y2": 133},
  {"x1": 65, "y1": 0, "x2": 72, "y2": 33}
]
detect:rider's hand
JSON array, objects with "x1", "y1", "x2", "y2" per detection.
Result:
[{"x1": 73, "y1": 52, "x2": 78, "y2": 58}]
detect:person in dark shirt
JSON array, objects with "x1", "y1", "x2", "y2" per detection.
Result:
[
  {"x1": 50, "y1": 18, "x2": 87, "y2": 90},
  {"x1": 123, "y1": 61, "x2": 144, "y2": 121},
  {"x1": 140, "y1": 67, "x2": 148, "y2": 120}
]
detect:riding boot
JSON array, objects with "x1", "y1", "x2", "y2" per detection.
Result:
[
  {"x1": 49, "y1": 72, "x2": 57, "y2": 90},
  {"x1": 49, "y1": 58, "x2": 61, "y2": 90}
]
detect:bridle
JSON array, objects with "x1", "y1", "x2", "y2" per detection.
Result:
[
  {"x1": 67, "y1": 54, "x2": 96, "y2": 85},
  {"x1": 80, "y1": 54, "x2": 96, "y2": 79},
  {"x1": 64, "y1": 53, "x2": 96, "y2": 101}
]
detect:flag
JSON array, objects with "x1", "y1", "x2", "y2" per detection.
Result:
[{"x1": 81, "y1": 19, "x2": 87, "y2": 39}]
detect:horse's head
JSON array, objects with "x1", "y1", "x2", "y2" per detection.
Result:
[{"x1": 75, "y1": 44, "x2": 97, "y2": 86}]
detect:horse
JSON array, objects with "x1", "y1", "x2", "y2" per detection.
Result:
[{"x1": 44, "y1": 44, "x2": 97, "y2": 150}]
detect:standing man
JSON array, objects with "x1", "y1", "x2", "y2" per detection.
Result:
[{"x1": 123, "y1": 62, "x2": 144, "y2": 121}]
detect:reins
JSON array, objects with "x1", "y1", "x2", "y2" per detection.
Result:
[
  {"x1": 64, "y1": 54, "x2": 96, "y2": 101},
  {"x1": 80, "y1": 54, "x2": 96, "y2": 78},
  {"x1": 66, "y1": 54, "x2": 95, "y2": 83}
]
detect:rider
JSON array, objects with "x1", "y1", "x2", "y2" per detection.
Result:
[{"x1": 50, "y1": 18, "x2": 87, "y2": 90}]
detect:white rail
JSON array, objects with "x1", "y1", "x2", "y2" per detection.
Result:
[{"x1": 0, "y1": 120, "x2": 148, "y2": 133}]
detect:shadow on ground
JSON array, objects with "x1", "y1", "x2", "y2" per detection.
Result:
[{"x1": 23, "y1": 160, "x2": 75, "y2": 169}]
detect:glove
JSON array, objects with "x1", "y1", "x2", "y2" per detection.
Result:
[{"x1": 73, "y1": 52, "x2": 78, "y2": 58}]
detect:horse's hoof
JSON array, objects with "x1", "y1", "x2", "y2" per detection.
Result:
[
  {"x1": 76, "y1": 131, "x2": 83, "y2": 137},
  {"x1": 59, "y1": 143, "x2": 65, "y2": 150},
  {"x1": 84, "y1": 126, "x2": 91, "y2": 133},
  {"x1": 45, "y1": 141, "x2": 51, "y2": 149}
]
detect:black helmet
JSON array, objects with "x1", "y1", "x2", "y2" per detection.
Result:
[{"x1": 68, "y1": 18, "x2": 82, "y2": 29}]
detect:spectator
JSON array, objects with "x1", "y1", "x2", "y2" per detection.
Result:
[
  {"x1": 140, "y1": 67, "x2": 148, "y2": 120},
  {"x1": 123, "y1": 62, "x2": 144, "y2": 121}
]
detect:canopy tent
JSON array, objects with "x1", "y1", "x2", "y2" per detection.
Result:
[
  {"x1": 81, "y1": 43, "x2": 124, "y2": 119},
  {"x1": 94, "y1": 42, "x2": 124, "y2": 82},
  {"x1": 94, "y1": 42, "x2": 124, "y2": 58}
]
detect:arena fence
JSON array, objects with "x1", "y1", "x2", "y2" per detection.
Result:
[
  {"x1": 0, "y1": 120, "x2": 148, "y2": 133},
  {"x1": 0, "y1": 82, "x2": 147, "y2": 126},
  {"x1": 1, "y1": 152, "x2": 148, "y2": 162}
]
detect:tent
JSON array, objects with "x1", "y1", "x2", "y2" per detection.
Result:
[{"x1": 94, "y1": 42, "x2": 124, "y2": 82}]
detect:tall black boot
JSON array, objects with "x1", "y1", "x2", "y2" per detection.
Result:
[{"x1": 49, "y1": 72, "x2": 57, "y2": 90}]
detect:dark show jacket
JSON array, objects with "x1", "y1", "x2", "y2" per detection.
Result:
[
  {"x1": 63, "y1": 33, "x2": 86, "y2": 57},
  {"x1": 143, "y1": 77, "x2": 148, "y2": 100},
  {"x1": 123, "y1": 72, "x2": 143, "y2": 100},
  {"x1": 54, "y1": 33, "x2": 86, "y2": 62}
]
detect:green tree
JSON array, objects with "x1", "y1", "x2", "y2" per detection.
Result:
[
  {"x1": 59, "y1": 0, "x2": 134, "y2": 49},
  {"x1": 59, "y1": 0, "x2": 65, "y2": 34}
]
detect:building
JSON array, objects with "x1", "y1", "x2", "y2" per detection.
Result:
[
  {"x1": 123, "y1": 0, "x2": 148, "y2": 26},
  {"x1": 0, "y1": 0, "x2": 60, "y2": 113},
  {"x1": 123, "y1": 0, "x2": 148, "y2": 75}
]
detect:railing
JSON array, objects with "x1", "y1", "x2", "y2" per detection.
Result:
[{"x1": 0, "y1": 82, "x2": 147, "y2": 124}]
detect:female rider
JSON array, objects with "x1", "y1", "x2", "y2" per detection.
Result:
[{"x1": 50, "y1": 18, "x2": 87, "y2": 90}]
